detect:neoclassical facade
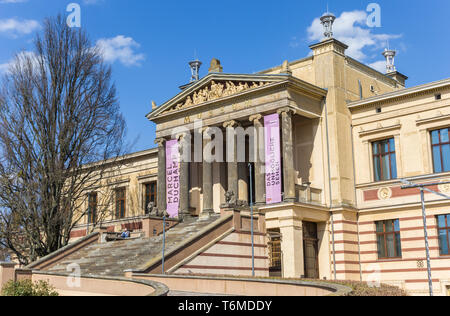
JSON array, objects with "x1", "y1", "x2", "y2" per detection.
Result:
[{"x1": 69, "y1": 34, "x2": 450, "y2": 295}]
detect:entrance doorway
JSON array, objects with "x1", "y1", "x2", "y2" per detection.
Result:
[
  {"x1": 303, "y1": 222, "x2": 319, "y2": 279},
  {"x1": 268, "y1": 229, "x2": 282, "y2": 277}
]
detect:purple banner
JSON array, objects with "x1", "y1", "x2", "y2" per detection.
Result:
[
  {"x1": 264, "y1": 114, "x2": 282, "y2": 205},
  {"x1": 166, "y1": 140, "x2": 180, "y2": 218}
]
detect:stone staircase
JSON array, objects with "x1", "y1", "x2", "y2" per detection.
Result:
[{"x1": 47, "y1": 215, "x2": 220, "y2": 277}]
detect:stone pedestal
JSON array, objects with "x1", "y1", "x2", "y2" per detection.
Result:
[{"x1": 0, "y1": 262, "x2": 16, "y2": 288}]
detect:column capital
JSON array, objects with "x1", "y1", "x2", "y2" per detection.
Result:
[
  {"x1": 201, "y1": 126, "x2": 214, "y2": 137},
  {"x1": 223, "y1": 120, "x2": 240, "y2": 129},
  {"x1": 176, "y1": 132, "x2": 190, "y2": 142},
  {"x1": 249, "y1": 114, "x2": 263, "y2": 124},
  {"x1": 277, "y1": 107, "x2": 296, "y2": 116},
  {"x1": 155, "y1": 138, "x2": 166, "y2": 146}
]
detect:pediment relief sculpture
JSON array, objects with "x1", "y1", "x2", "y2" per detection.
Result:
[{"x1": 163, "y1": 80, "x2": 267, "y2": 114}]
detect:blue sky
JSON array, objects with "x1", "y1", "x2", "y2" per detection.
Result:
[{"x1": 0, "y1": 0, "x2": 449, "y2": 152}]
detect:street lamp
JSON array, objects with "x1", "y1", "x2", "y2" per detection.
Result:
[{"x1": 400, "y1": 179, "x2": 450, "y2": 296}]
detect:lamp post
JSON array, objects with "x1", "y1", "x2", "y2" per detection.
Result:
[
  {"x1": 162, "y1": 214, "x2": 166, "y2": 275},
  {"x1": 400, "y1": 179, "x2": 450, "y2": 297}
]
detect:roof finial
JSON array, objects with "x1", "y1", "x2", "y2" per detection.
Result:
[
  {"x1": 382, "y1": 47, "x2": 397, "y2": 73},
  {"x1": 320, "y1": 9, "x2": 336, "y2": 39},
  {"x1": 189, "y1": 59, "x2": 202, "y2": 82}
]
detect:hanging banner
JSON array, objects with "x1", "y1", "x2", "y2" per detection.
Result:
[
  {"x1": 166, "y1": 139, "x2": 180, "y2": 218},
  {"x1": 264, "y1": 114, "x2": 282, "y2": 204}
]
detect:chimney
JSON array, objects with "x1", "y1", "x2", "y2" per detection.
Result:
[{"x1": 208, "y1": 58, "x2": 223, "y2": 73}]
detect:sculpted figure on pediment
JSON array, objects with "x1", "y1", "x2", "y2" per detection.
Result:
[
  {"x1": 209, "y1": 80, "x2": 224, "y2": 100},
  {"x1": 224, "y1": 81, "x2": 237, "y2": 97},
  {"x1": 161, "y1": 80, "x2": 268, "y2": 115}
]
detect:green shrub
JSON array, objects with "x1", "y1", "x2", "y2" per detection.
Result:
[{"x1": 1, "y1": 279, "x2": 59, "y2": 296}]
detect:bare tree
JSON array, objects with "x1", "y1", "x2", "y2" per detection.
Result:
[{"x1": 0, "y1": 15, "x2": 126, "y2": 265}]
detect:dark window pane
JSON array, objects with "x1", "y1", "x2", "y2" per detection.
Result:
[
  {"x1": 376, "y1": 219, "x2": 401, "y2": 259},
  {"x1": 396, "y1": 233, "x2": 402, "y2": 257},
  {"x1": 377, "y1": 235, "x2": 386, "y2": 258},
  {"x1": 438, "y1": 215, "x2": 446, "y2": 228},
  {"x1": 394, "y1": 219, "x2": 400, "y2": 231},
  {"x1": 373, "y1": 143, "x2": 379, "y2": 154},
  {"x1": 442, "y1": 144, "x2": 450, "y2": 172},
  {"x1": 373, "y1": 138, "x2": 396, "y2": 181},
  {"x1": 376, "y1": 221, "x2": 384, "y2": 233},
  {"x1": 381, "y1": 155, "x2": 391, "y2": 179},
  {"x1": 431, "y1": 130, "x2": 440, "y2": 145},
  {"x1": 374, "y1": 156, "x2": 381, "y2": 181},
  {"x1": 439, "y1": 229, "x2": 449, "y2": 255},
  {"x1": 382, "y1": 141, "x2": 389, "y2": 154},
  {"x1": 441, "y1": 129, "x2": 449, "y2": 143},
  {"x1": 390, "y1": 154, "x2": 397, "y2": 179},
  {"x1": 389, "y1": 138, "x2": 395, "y2": 151},
  {"x1": 433, "y1": 146, "x2": 443, "y2": 173},
  {"x1": 385, "y1": 220, "x2": 394, "y2": 232},
  {"x1": 386, "y1": 234, "x2": 395, "y2": 257}
]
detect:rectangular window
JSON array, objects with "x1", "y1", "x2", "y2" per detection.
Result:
[
  {"x1": 373, "y1": 138, "x2": 397, "y2": 181},
  {"x1": 144, "y1": 182, "x2": 157, "y2": 214},
  {"x1": 115, "y1": 188, "x2": 126, "y2": 219},
  {"x1": 431, "y1": 128, "x2": 450, "y2": 173},
  {"x1": 88, "y1": 192, "x2": 97, "y2": 224},
  {"x1": 376, "y1": 219, "x2": 402, "y2": 259},
  {"x1": 437, "y1": 214, "x2": 450, "y2": 255}
]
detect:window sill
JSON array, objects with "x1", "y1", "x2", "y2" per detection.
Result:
[{"x1": 376, "y1": 257, "x2": 403, "y2": 262}]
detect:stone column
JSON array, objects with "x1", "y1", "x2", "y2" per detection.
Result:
[
  {"x1": 278, "y1": 108, "x2": 296, "y2": 202},
  {"x1": 224, "y1": 120, "x2": 239, "y2": 206},
  {"x1": 250, "y1": 114, "x2": 265, "y2": 205},
  {"x1": 280, "y1": 219, "x2": 304, "y2": 278},
  {"x1": 178, "y1": 133, "x2": 190, "y2": 216},
  {"x1": 202, "y1": 127, "x2": 214, "y2": 215},
  {"x1": 238, "y1": 162, "x2": 249, "y2": 206},
  {"x1": 155, "y1": 138, "x2": 167, "y2": 213}
]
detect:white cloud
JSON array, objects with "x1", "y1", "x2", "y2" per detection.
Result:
[
  {"x1": 0, "y1": 51, "x2": 39, "y2": 74},
  {"x1": 0, "y1": 18, "x2": 40, "y2": 37},
  {"x1": 368, "y1": 60, "x2": 387, "y2": 73},
  {"x1": 96, "y1": 35, "x2": 145, "y2": 67},
  {"x1": 0, "y1": 0, "x2": 28, "y2": 3},
  {"x1": 307, "y1": 10, "x2": 401, "y2": 62}
]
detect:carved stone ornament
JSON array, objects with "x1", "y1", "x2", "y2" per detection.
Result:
[
  {"x1": 377, "y1": 187, "x2": 392, "y2": 200},
  {"x1": 438, "y1": 181, "x2": 450, "y2": 194},
  {"x1": 163, "y1": 80, "x2": 267, "y2": 114}
]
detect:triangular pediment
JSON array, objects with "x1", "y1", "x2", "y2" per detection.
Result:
[{"x1": 147, "y1": 73, "x2": 288, "y2": 120}]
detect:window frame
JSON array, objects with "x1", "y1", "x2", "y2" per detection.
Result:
[
  {"x1": 376, "y1": 219, "x2": 402, "y2": 260},
  {"x1": 88, "y1": 192, "x2": 97, "y2": 224},
  {"x1": 372, "y1": 138, "x2": 397, "y2": 182},
  {"x1": 437, "y1": 214, "x2": 450, "y2": 256},
  {"x1": 115, "y1": 188, "x2": 126, "y2": 219},
  {"x1": 431, "y1": 127, "x2": 450, "y2": 174},
  {"x1": 144, "y1": 182, "x2": 157, "y2": 214}
]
